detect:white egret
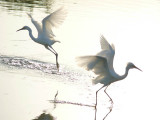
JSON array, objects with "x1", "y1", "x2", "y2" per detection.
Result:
[
  {"x1": 76, "y1": 35, "x2": 142, "y2": 120},
  {"x1": 17, "y1": 7, "x2": 67, "y2": 71}
]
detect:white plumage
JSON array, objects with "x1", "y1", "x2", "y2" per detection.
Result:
[
  {"x1": 17, "y1": 7, "x2": 67, "y2": 71},
  {"x1": 76, "y1": 35, "x2": 142, "y2": 120}
]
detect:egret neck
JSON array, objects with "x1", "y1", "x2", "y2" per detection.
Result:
[{"x1": 27, "y1": 27, "x2": 37, "y2": 42}]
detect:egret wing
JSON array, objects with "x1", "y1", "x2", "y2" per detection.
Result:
[
  {"x1": 42, "y1": 7, "x2": 67, "y2": 38},
  {"x1": 77, "y1": 56, "x2": 112, "y2": 84},
  {"x1": 27, "y1": 13, "x2": 43, "y2": 37},
  {"x1": 97, "y1": 35, "x2": 115, "y2": 71},
  {"x1": 100, "y1": 35, "x2": 115, "y2": 54},
  {"x1": 76, "y1": 56, "x2": 110, "y2": 75}
]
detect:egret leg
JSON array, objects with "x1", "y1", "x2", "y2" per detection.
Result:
[
  {"x1": 95, "y1": 85, "x2": 105, "y2": 120},
  {"x1": 45, "y1": 45, "x2": 59, "y2": 71},
  {"x1": 103, "y1": 86, "x2": 113, "y2": 120},
  {"x1": 49, "y1": 46, "x2": 59, "y2": 71}
]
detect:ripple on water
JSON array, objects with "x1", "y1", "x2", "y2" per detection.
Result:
[
  {"x1": 0, "y1": 55, "x2": 93, "y2": 83},
  {"x1": 0, "y1": 55, "x2": 58, "y2": 74}
]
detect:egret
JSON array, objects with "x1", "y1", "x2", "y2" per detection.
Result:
[
  {"x1": 76, "y1": 35, "x2": 142, "y2": 120},
  {"x1": 17, "y1": 7, "x2": 67, "y2": 71}
]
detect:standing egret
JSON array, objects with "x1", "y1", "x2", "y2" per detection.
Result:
[
  {"x1": 17, "y1": 7, "x2": 67, "y2": 71},
  {"x1": 76, "y1": 35, "x2": 142, "y2": 120}
]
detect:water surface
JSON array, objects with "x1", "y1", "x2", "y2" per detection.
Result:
[{"x1": 1, "y1": 0, "x2": 160, "y2": 120}]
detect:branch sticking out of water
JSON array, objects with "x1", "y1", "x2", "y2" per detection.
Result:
[
  {"x1": 49, "y1": 99, "x2": 95, "y2": 108},
  {"x1": 49, "y1": 89, "x2": 113, "y2": 120},
  {"x1": 49, "y1": 91, "x2": 95, "y2": 108}
]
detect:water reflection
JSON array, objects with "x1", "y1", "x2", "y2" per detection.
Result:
[
  {"x1": 0, "y1": 0, "x2": 56, "y2": 13},
  {"x1": 33, "y1": 112, "x2": 55, "y2": 120}
]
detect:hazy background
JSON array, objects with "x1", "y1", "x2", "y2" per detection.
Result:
[{"x1": 0, "y1": 0, "x2": 160, "y2": 120}]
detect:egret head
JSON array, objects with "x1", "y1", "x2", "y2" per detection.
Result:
[
  {"x1": 127, "y1": 62, "x2": 142, "y2": 71},
  {"x1": 17, "y1": 26, "x2": 29, "y2": 32}
]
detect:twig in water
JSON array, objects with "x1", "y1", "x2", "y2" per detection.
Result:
[
  {"x1": 49, "y1": 99, "x2": 95, "y2": 108},
  {"x1": 53, "y1": 91, "x2": 58, "y2": 109},
  {"x1": 49, "y1": 91, "x2": 95, "y2": 108}
]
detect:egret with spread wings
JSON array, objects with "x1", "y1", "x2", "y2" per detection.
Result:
[
  {"x1": 17, "y1": 7, "x2": 67, "y2": 71},
  {"x1": 77, "y1": 35, "x2": 142, "y2": 120}
]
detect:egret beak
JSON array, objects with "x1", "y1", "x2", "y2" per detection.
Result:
[
  {"x1": 16, "y1": 28, "x2": 24, "y2": 32},
  {"x1": 134, "y1": 66, "x2": 142, "y2": 72}
]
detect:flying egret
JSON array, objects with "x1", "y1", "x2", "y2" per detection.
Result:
[
  {"x1": 76, "y1": 35, "x2": 142, "y2": 120},
  {"x1": 17, "y1": 7, "x2": 67, "y2": 71}
]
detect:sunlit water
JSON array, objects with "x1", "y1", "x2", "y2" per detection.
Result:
[{"x1": 1, "y1": 0, "x2": 160, "y2": 120}]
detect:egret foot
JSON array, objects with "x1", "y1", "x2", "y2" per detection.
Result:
[
  {"x1": 102, "y1": 105, "x2": 113, "y2": 120},
  {"x1": 108, "y1": 104, "x2": 113, "y2": 112},
  {"x1": 109, "y1": 98, "x2": 113, "y2": 104},
  {"x1": 56, "y1": 63, "x2": 59, "y2": 71}
]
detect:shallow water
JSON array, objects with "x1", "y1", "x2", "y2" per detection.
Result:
[
  {"x1": 1, "y1": 0, "x2": 160, "y2": 120},
  {"x1": 0, "y1": 55, "x2": 97, "y2": 120}
]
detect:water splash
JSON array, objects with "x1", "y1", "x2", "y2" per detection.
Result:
[
  {"x1": 0, "y1": 55, "x2": 58, "y2": 74},
  {"x1": 0, "y1": 55, "x2": 92, "y2": 82}
]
